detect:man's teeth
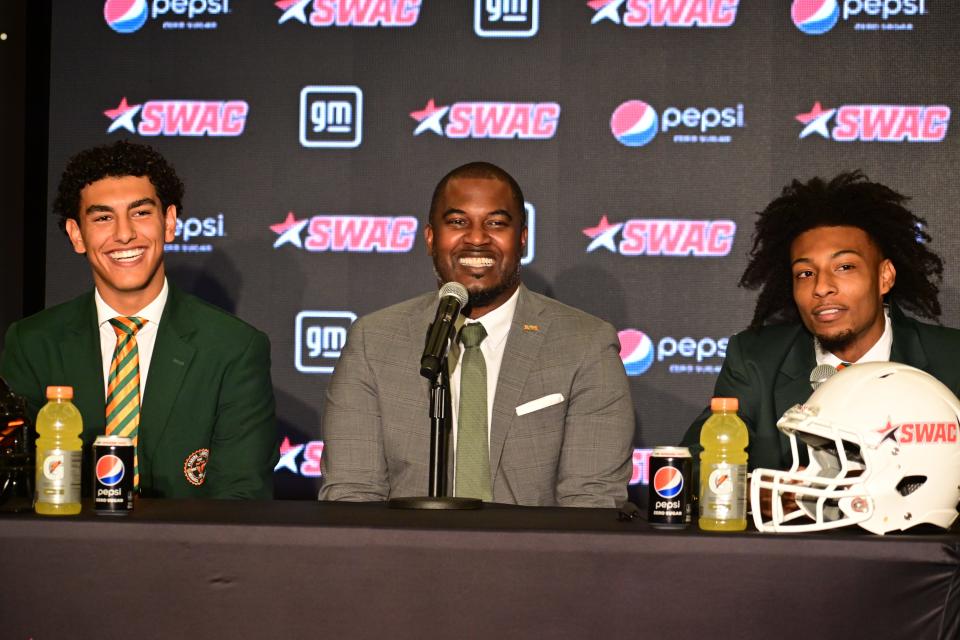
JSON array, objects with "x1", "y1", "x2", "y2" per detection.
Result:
[
  {"x1": 110, "y1": 248, "x2": 145, "y2": 262},
  {"x1": 816, "y1": 308, "x2": 840, "y2": 317},
  {"x1": 460, "y1": 256, "x2": 494, "y2": 268}
]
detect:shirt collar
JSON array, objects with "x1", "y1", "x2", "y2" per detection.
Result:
[
  {"x1": 463, "y1": 286, "x2": 521, "y2": 351},
  {"x1": 815, "y1": 307, "x2": 893, "y2": 367},
  {"x1": 95, "y1": 278, "x2": 169, "y2": 328}
]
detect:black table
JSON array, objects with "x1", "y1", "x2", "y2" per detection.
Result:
[{"x1": 2, "y1": 500, "x2": 958, "y2": 639}]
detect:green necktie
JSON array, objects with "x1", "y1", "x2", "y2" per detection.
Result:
[{"x1": 455, "y1": 323, "x2": 492, "y2": 501}]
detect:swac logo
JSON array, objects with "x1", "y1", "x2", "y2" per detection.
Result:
[
  {"x1": 271, "y1": 212, "x2": 418, "y2": 253},
  {"x1": 276, "y1": 0, "x2": 421, "y2": 27},
  {"x1": 618, "y1": 329, "x2": 655, "y2": 376},
  {"x1": 410, "y1": 98, "x2": 560, "y2": 140},
  {"x1": 611, "y1": 99, "x2": 745, "y2": 146},
  {"x1": 275, "y1": 436, "x2": 324, "y2": 477},
  {"x1": 796, "y1": 101, "x2": 950, "y2": 142},
  {"x1": 588, "y1": 0, "x2": 739, "y2": 27},
  {"x1": 296, "y1": 311, "x2": 357, "y2": 373},
  {"x1": 791, "y1": 0, "x2": 839, "y2": 34},
  {"x1": 96, "y1": 455, "x2": 125, "y2": 487},
  {"x1": 653, "y1": 466, "x2": 684, "y2": 499},
  {"x1": 583, "y1": 216, "x2": 736, "y2": 256},
  {"x1": 103, "y1": 97, "x2": 248, "y2": 136},
  {"x1": 898, "y1": 422, "x2": 959, "y2": 444},
  {"x1": 105, "y1": 0, "x2": 149, "y2": 33},
  {"x1": 475, "y1": 0, "x2": 539, "y2": 38}
]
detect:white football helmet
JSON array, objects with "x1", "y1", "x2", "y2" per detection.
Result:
[{"x1": 751, "y1": 362, "x2": 960, "y2": 535}]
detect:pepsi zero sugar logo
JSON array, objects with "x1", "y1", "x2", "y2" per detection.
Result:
[
  {"x1": 611, "y1": 100, "x2": 745, "y2": 146},
  {"x1": 104, "y1": 0, "x2": 229, "y2": 33},
  {"x1": 583, "y1": 216, "x2": 736, "y2": 256},
  {"x1": 104, "y1": 97, "x2": 248, "y2": 136},
  {"x1": 271, "y1": 212, "x2": 418, "y2": 252},
  {"x1": 796, "y1": 101, "x2": 950, "y2": 142},
  {"x1": 588, "y1": 0, "x2": 739, "y2": 27},
  {"x1": 410, "y1": 98, "x2": 560, "y2": 139},
  {"x1": 165, "y1": 213, "x2": 226, "y2": 254},
  {"x1": 618, "y1": 329, "x2": 728, "y2": 376},
  {"x1": 276, "y1": 0, "x2": 421, "y2": 27},
  {"x1": 653, "y1": 465, "x2": 684, "y2": 499},
  {"x1": 792, "y1": 0, "x2": 928, "y2": 35},
  {"x1": 96, "y1": 455, "x2": 125, "y2": 486}
]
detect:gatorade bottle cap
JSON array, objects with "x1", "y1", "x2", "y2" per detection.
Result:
[
  {"x1": 711, "y1": 397, "x2": 738, "y2": 412},
  {"x1": 45, "y1": 386, "x2": 74, "y2": 400}
]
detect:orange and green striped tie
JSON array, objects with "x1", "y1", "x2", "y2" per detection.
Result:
[{"x1": 106, "y1": 316, "x2": 146, "y2": 488}]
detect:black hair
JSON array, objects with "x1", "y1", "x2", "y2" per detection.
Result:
[{"x1": 428, "y1": 161, "x2": 526, "y2": 226}]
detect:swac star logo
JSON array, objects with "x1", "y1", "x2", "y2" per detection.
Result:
[
  {"x1": 795, "y1": 101, "x2": 837, "y2": 139},
  {"x1": 410, "y1": 98, "x2": 450, "y2": 136},
  {"x1": 104, "y1": 97, "x2": 142, "y2": 134},
  {"x1": 587, "y1": 0, "x2": 626, "y2": 24},
  {"x1": 271, "y1": 212, "x2": 309, "y2": 249},
  {"x1": 275, "y1": 0, "x2": 311, "y2": 24},
  {"x1": 875, "y1": 418, "x2": 901, "y2": 443},
  {"x1": 275, "y1": 436, "x2": 305, "y2": 473},
  {"x1": 582, "y1": 215, "x2": 623, "y2": 253}
]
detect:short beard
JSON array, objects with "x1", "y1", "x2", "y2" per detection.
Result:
[
  {"x1": 461, "y1": 264, "x2": 521, "y2": 312},
  {"x1": 816, "y1": 329, "x2": 855, "y2": 356}
]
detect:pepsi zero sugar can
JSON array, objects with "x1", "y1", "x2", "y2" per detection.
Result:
[
  {"x1": 648, "y1": 446, "x2": 692, "y2": 529},
  {"x1": 93, "y1": 435, "x2": 135, "y2": 514}
]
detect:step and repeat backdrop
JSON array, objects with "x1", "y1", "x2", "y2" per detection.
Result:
[{"x1": 43, "y1": 1, "x2": 960, "y2": 499}]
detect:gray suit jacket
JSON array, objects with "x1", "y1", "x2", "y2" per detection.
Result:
[{"x1": 319, "y1": 285, "x2": 634, "y2": 507}]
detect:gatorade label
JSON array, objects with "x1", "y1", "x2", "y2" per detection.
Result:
[
  {"x1": 701, "y1": 462, "x2": 747, "y2": 520},
  {"x1": 37, "y1": 449, "x2": 81, "y2": 504}
]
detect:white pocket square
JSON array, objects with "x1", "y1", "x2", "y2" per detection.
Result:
[{"x1": 515, "y1": 393, "x2": 565, "y2": 417}]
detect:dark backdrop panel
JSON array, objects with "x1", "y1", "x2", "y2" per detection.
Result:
[{"x1": 39, "y1": 1, "x2": 960, "y2": 499}]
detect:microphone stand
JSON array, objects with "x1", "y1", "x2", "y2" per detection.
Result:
[{"x1": 389, "y1": 322, "x2": 482, "y2": 510}]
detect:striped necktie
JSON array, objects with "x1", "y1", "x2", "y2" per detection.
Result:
[
  {"x1": 106, "y1": 316, "x2": 146, "y2": 488},
  {"x1": 455, "y1": 323, "x2": 492, "y2": 502}
]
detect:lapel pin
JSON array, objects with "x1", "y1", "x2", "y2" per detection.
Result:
[
  {"x1": 523, "y1": 324, "x2": 540, "y2": 332},
  {"x1": 172, "y1": 358, "x2": 185, "y2": 366}
]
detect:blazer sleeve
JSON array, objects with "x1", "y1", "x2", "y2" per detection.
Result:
[
  {"x1": 0, "y1": 322, "x2": 45, "y2": 421},
  {"x1": 555, "y1": 321, "x2": 634, "y2": 508},
  {"x1": 319, "y1": 318, "x2": 390, "y2": 501},
  {"x1": 202, "y1": 330, "x2": 279, "y2": 499}
]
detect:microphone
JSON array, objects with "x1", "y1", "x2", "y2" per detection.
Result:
[
  {"x1": 420, "y1": 282, "x2": 469, "y2": 379},
  {"x1": 809, "y1": 364, "x2": 838, "y2": 391}
]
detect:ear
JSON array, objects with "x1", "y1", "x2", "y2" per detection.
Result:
[
  {"x1": 519, "y1": 225, "x2": 528, "y2": 255},
  {"x1": 65, "y1": 218, "x2": 87, "y2": 254},
  {"x1": 879, "y1": 258, "x2": 896, "y2": 296},
  {"x1": 163, "y1": 205, "x2": 177, "y2": 243},
  {"x1": 424, "y1": 223, "x2": 434, "y2": 256}
]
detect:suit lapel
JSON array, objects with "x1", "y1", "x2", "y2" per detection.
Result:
[
  {"x1": 773, "y1": 327, "x2": 816, "y2": 463},
  {"x1": 59, "y1": 294, "x2": 107, "y2": 437},
  {"x1": 489, "y1": 286, "x2": 545, "y2": 480},
  {"x1": 139, "y1": 285, "x2": 197, "y2": 460}
]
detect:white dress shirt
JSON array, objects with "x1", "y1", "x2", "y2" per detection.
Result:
[
  {"x1": 95, "y1": 278, "x2": 169, "y2": 401},
  {"x1": 815, "y1": 308, "x2": 893, "y2": 367}
]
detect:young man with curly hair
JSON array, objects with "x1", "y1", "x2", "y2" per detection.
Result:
[
  {"x1": 682, "y1": 171, "x2": 960, "y2": 471},
  {"x1": 1, "y1": 141, "x2": 278, "y2": 498}
]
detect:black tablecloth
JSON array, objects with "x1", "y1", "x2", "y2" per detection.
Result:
[{"x1": 2, "y1": 500, "x2": 958, "y2": 639}]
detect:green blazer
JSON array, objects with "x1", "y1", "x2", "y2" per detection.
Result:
[
  {"x1": 682, "y1": 305, "x2": 960, "y2": 471},
  {"x1": 0, "y1": 284, "x2": 279, "y2": 498}
]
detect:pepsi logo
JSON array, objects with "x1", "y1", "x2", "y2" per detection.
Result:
[
  {"x1": 104, "y1": 0, "x2": 149, "y2": 34},
  {"x1": 96, "y1": 455, "x2": 125, "y2": 487},
  {"x1": 791, "y1": 0, "x2": 839, "y2": 35},
  {"x1": 611, "y1": 100, "x2": 658, "y2": 147},
  {"x1": 653, "y1": 466, "x2": 684, "y2": 499},
  {"x1": 618, "y1": 329, "x2": 654, "y2": 376}
]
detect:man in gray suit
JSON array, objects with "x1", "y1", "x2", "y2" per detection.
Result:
[{"x1": 320, "y1": 162, "x2": 633, "y2": 507}]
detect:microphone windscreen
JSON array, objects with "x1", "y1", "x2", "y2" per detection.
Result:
[
  {"x1": 809, "y1": 364, "x2": 838, "y2": 391},
  {"x1": 438, "y1": 282, "x2": 469, "y2": 306}
]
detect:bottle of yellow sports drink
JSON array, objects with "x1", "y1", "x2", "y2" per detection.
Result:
[
  {"x1": 35, "y1": 386, "x2": 83, "y2": 515},
  {"x1": 699, "y1": 397, "x2": 748, "y2": 531}
]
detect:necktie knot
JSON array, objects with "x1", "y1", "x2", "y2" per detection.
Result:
[
  {"x1": 109, "y1": 316, "x2": 146, "y2": 337},
  {"x1": 459, "y1": 323, "x2": 487, "y2": 349},
  {"x1": 837, "y1": 362, "x2": 852, "y2": 371}
]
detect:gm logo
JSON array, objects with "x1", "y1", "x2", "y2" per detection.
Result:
[
  {"x1": 299, "y1": 86, "x2": 363, "y2": 148},
  {"x1": 521, "y1": 202, "x2": 535, "y2": 265},
  {"x1": 475, "y1": 0, "x2": 539, "y2": 38},
  {"x1": 295, "y1": 311, "x2": 357, "y2": 373}
]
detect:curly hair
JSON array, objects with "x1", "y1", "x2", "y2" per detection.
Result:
[
  {"x1": 53, "y1": 140, "x2": 185, "y2": 233},
  {"x1": 740, "y1": 170, "x2": 943, "y2": 329}
]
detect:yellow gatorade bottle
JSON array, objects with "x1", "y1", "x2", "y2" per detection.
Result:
[
  {"x1": 35, "y1": 386, "x2": 83, "y2": 515},
  {"x1": 698, "y1": 397, "x2": 748, "y2": 531}
]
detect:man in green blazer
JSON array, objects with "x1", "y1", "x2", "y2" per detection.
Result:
[
  {"x1": 1, "y1": 141, "x2": 278, "y2": 498},
  {"x1": 683, "y1": 171, "x2": 960, "y2": 471}
]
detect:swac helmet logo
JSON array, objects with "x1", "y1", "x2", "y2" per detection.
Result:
[
  {"x1": 611, "y1": 100, "x2": 658, "y2": 147},
  {"x1": 104, "y1": 0, "x2": 149, "y2": 33},
  {"x1": 653, "y1": 466, "x2": 684, "y2": 499},
  {"x1": 618, "y1": 329, "x2": 655, "y2": 376},
  {"x1": 791, "y1": 0, "x2": 839, "y2": 35},
  {"x1": 96, "y1": 455, "x2": 125, "y2": 487}
]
